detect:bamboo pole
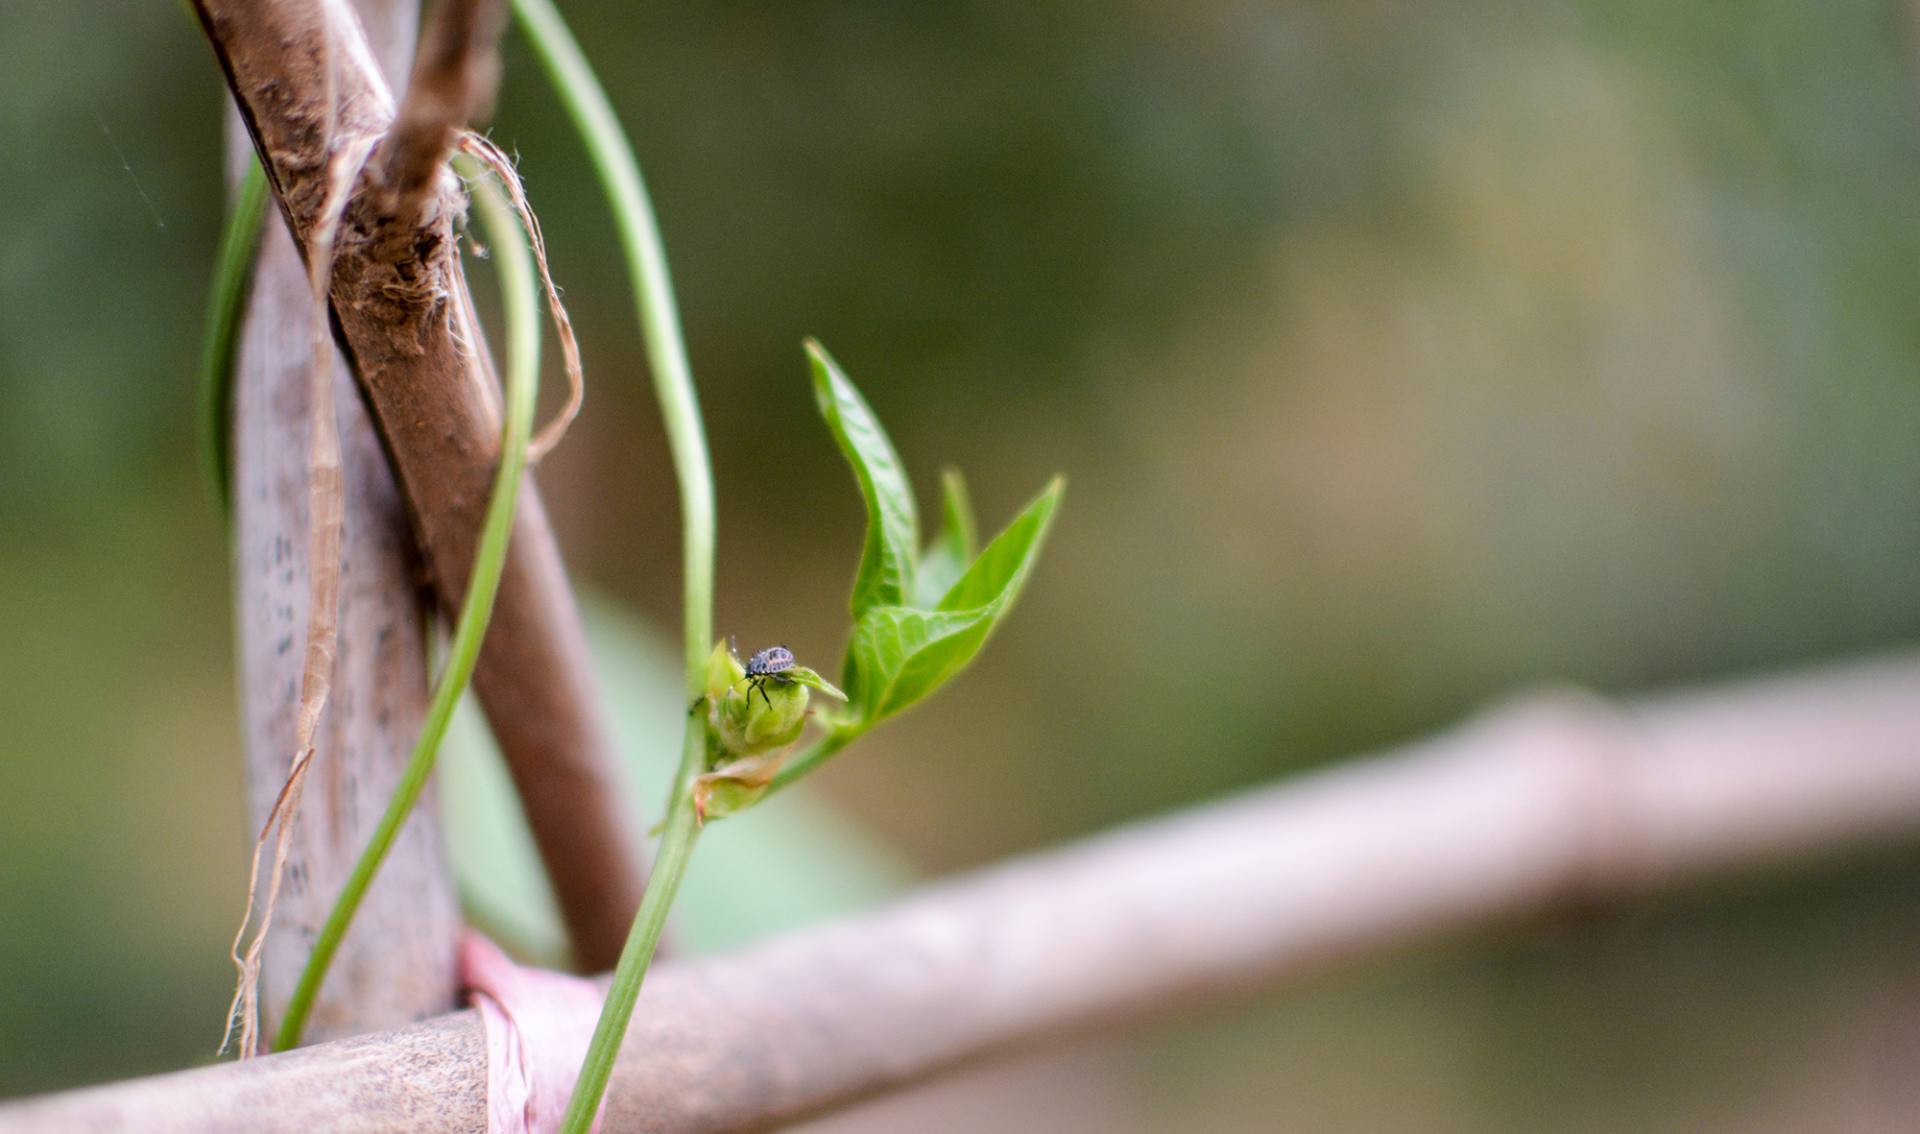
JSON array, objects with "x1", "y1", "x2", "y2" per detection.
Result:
[
  {"x1": 228, "y1": 0, "x2": 462, "y2": 1045},
  {"x1": 196, "y1": 0, "x2": 645, "y2": 970},
  {"x1": 9, "y1": 653, "x2": 1920, "y2": 1132}
]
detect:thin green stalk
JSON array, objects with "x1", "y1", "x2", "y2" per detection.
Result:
[
  {"x1": 766, "y1": 732, "x2": 851, "y2": 797},
  {"x1": 274, "y1": 170, "x2": 541, "y2": 1051},
  {"x1": 509, "y1": 3, "x2": 719, "y2": 1127},
  {"x1": 557, "y1": 737, "x2": 703, "y2": 1131},
  {"x1": 198, "y1": 160, "x2": 270, "y2": 519},
  {"x1": 511, "y1": 0, "x2": 714, "y2": 690},
  {"x1": 506, "y1": 0, "x2": 721, "y2": 1128}
]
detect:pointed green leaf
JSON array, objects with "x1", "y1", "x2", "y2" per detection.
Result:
[
  {"x1": 846, "y1": 607, "x2": 995, "y2": 723},
  {"x1": 912, "y1": 468, "x2": 978, "y2": 607},
  {"x1": 847, "y1": 477, "x2": 1064, "y2": 723},
  {"x1": 938, "y1": 476, "x2": 1063, "y2": 612},
  {"x1": 807, "y1": 339, "x2": 918, "y2": 616}
]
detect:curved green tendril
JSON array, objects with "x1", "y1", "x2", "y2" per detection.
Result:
[{"x1": 198, "y1": 160, "x2": 269, "y2": 520}]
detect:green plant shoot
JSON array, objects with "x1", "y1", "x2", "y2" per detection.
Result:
[
  {"x1": 503, "y1": 5, "x2": 1060, "y2": 1128},
  {"x1": 557, "y1": 337, "x2": 1059, "y2": 1131}
]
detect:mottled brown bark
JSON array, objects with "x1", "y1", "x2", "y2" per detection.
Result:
[
  {"x1": 197, "y1": 0, "x2": 645, "y2": 970},
  {"x1": 378, "y1": 0, "x2": 505, "y2": 218},
  {"x1": 230, "y1": 0, "x2": 461, "y2": 1046},
  {"x1": 13, "y1": 654, "x2": 1920, "y2": 1132}
]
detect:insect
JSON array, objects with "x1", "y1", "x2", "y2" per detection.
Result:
[{"x1": 742, "y1": 644, "x2": 797, "y2": 709}]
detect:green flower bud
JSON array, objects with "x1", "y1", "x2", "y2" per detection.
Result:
[
  {"x1": 715, "y1": 673, "x2": 809, "y2": 758},
  {"x1": 692, "y1": 644, "x2": 851, "y2": 821}
]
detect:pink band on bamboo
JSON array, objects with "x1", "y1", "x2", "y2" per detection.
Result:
[{"x1": 460, "y1": 932, "x2": 608, "y2": 1134}]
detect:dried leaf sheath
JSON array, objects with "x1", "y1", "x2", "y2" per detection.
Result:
[{"x1": 224, "y1": 131, "x2": 379, "y2": 1058}]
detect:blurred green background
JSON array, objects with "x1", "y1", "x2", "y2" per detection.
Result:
[{"x1": 5, "y1": 0, "x2": 1920, "y2": 1128}]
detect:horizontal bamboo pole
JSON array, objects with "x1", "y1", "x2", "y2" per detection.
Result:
[{"x1": 8, "y1": 653, "x2": 1920, "y2": 1131}]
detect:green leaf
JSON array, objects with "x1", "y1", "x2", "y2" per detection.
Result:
[
  {"x1": 807, "y1": 339, "x2": 918, "y2": 617},
  {"x1": 847, "y1": 477, "x2": 1064, "y2": 723},
  {"x1": 939, "y1": 475, "x2": 1064, "y2": 612},
  {"x1": 911, "y1": 468, "x2": 978, "y2": 607},
  {"x1": 783, "y1": 665, "x2": 848, "y2": 701},
  {"x1": 846, "y1": 607, "x2": 996, "y2": 723}
]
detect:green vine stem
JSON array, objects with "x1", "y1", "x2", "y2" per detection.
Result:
[
  {"x1": 511, "y1": 0, "x2": 714, "y2": 687},
  {"x1": 197, "y1": 159, "x2": 269, "y2": 518},
  {"x1": 766, "y1": 732, "x2": 851, "y2": 796},
  {"x1": 560, "y1": 773, "x2": 701, "y2": 1130},
  {"x1": 274, "y1": 168, "x2": 541, "y2": 1051},
  {"x1": 507, "y1": 0, "x2": 718, "y2": 1127}
]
